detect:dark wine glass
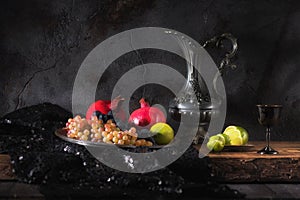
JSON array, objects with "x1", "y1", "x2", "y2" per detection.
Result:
[{"x1": 256, "y1": 104, "x2": 282, "y2": 154}]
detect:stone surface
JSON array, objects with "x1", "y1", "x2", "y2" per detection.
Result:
[{"x1": 1, "y1": 0, "x2": 300, "y2": 141}]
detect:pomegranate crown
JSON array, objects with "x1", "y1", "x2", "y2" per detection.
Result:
[
  {"x1": 111, "y1": 96, "x2": 125, "y2": 110},
  {"x1": 139, "y1": 98, "x2": 150, "y2": 108}
]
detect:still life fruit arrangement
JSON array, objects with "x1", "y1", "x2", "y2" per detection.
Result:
[
  {"x1": 206, "y1": 125, "x2": 249, "y2": 152},
  {"x1": 63, "y1": 97, "x2": 174, "y2": 147}
]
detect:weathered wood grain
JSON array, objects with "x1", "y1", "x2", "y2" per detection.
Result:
[
  {"x1": 204, "y1": 141, "x2": 300, "y2": 183},
  {"x1": 0, "y1": 154, "x2": 15, "y2": 180}
]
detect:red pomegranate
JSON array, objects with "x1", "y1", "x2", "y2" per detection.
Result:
[
  {"x1": 129, "y1": 98, "x2": 166, "y2": 128},
  {"x1": 85, "y1": 96, "x2": 124, "y2": 119}
]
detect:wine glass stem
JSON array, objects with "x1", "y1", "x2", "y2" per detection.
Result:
[{"x1": 266, "y1": 126, "x2": 271, "y2": 148}]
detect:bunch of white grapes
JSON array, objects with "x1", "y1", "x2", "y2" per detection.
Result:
[{"x1": 66, "y1": 115, "x2": 153, "y2": 146}]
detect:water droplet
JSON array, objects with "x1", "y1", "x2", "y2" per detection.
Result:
[
  {"x1": 4, "y1": 119, "x2": 11, "y2": 124},
  {"x1": 28, "y1": 169, "x2": 35, "y2": 177},
  {"x1": 176, "y1": 188, "x2": 183, "y2": 194},
  {"x1": 123, "y1": 155, "x2": 135, "y2": 169},
  {"x1": 19, "y1": 156, "x2": 23, "y2": 161},
  {"x1": 158, "y1": 180, "x2": 162, "y2": 185},
  {"x1": 83, "y1": 162, "x2": 87, "y2": 166},
  {"x1": 64, "y1": 146, "x2": 71, "y2": 152}
]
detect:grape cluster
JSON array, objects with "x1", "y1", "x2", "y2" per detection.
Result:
[{"x1": 65, "y1": 115, "x2": 153, "y2": 147}]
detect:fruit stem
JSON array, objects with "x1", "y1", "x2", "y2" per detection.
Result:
[
  {"x1": 139, "y1": 98, "x2": 149, "y2": 108},
  {"x1": 110, "y1": 96, "x2": 125, "y2": 110}
]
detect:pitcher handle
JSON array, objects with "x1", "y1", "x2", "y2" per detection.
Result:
[{"x1": 203, "y1": 33, "x2": 238, "y2": 75}]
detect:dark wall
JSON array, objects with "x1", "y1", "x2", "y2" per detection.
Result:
[{"x1": 1, "y1": 0, "x2": 300, "y2": 141}]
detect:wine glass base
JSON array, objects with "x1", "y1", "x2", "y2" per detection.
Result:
[{"x1": 257, "y1": 146, "x2": 279, "y2": 154}]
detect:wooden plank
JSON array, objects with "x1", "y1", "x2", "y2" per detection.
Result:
[
  {"x1": 228, "y1": 184, "x2": 276, "y2": 199},
  {"x1": 200, "y1": 142, "x2": 300, "y2": 183},
  {"x1": 208, "y1": 141, "x2": 300, "y2": 159},
  {"x1": 228, "y1": 184, "x2": 300, "y2": 199},
  {"x1": 0, "y1": 182, "x2": 43, "y2": 199},
  {"x1": 0, "y1": 154, "x2": 15, "y2": 180}
]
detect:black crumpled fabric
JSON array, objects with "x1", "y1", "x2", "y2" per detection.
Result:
[{"x1": 0, "y1": 103, "x2": 243, "y2": 199}]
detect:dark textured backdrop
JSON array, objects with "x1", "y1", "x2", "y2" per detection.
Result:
[{"x1": 1, "y1": 0, "x2": 300, "y2": 141}]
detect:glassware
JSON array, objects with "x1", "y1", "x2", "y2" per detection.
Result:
[{"x1": 256, "y1": 104, "x2": 282, "y2": 154}]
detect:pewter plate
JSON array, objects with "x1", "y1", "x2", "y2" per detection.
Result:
[{"x1": 55, "y1": 128, "x2": 163, "y2": 149}]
